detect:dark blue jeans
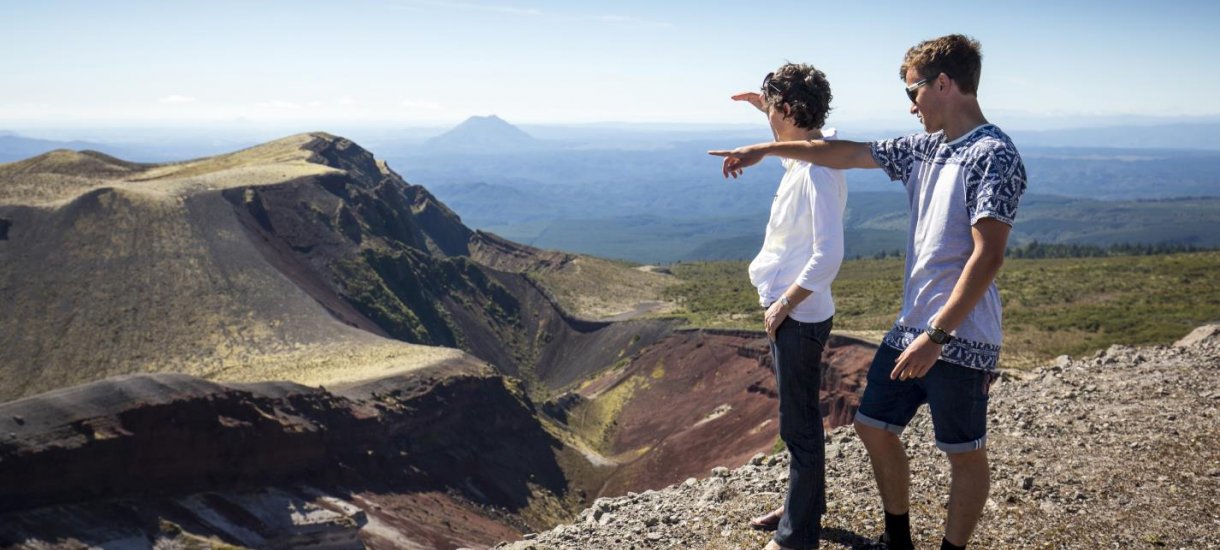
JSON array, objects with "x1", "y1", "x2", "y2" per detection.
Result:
[{"x1": 770, "y1": 315, "x2": 833, "y2": 549}]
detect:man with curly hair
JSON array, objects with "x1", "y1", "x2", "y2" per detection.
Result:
[
  {"x1": 734, "y1": 62, "x2": 846, "y2": 550},
  {"x1": 712, "y1": 35, "x2": 1027, "y2": 550}
]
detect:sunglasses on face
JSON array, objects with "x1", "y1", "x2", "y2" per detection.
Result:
[{"x1": 905, "y1": 77, "x2": 931, "y2": 103}]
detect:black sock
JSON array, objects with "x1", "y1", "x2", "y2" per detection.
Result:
[
  {"x1": 940, "y1": 537, "x2": 966, "y2": 550},
  {"x1": 883, "y1": 511, "x2": 913, "y2": 549}
]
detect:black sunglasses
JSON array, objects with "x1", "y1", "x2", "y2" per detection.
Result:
[
  {"x1": 905, "y1": 77, "x2": 931, "y2": 103},
  {"x1": 762, "y1": 72, "x2": 785, "y2": 101}
]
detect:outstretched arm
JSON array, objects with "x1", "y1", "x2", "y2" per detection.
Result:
[
  {"x1": 709, "y1": 139, "x2": 878, "y2": 178},
  {"x1": 731, "y1": 91, "x2": 768, "y2": 113}
]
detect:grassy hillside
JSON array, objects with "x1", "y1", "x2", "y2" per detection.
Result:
[
  {"x1": 661, "y1": 251, "x2": 1220, "y2": 368},
  {"x1": 0, "y1": 136, "x2": 479, "y2": 402}
]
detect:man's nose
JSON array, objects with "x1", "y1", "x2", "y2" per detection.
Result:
[{"x1": 909, "y1": 103, "x2": 919, "y2": 115}]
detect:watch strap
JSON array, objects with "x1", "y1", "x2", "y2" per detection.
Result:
[{"x1": 925, "y1": 325, "x2": 953, "y2": 345}]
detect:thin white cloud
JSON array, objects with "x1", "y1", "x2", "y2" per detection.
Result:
[
  {"x1": 256, "y1": 100, "x2": 303, "y2": 110},
  {"x1": 401, "y1": 98, "x2": 443, "y2": 111},
  {"x1": 158, "y1": 95, "x2": 196, "y2": 104},
  {"x1": 336, "y1": 96, "x2": 357, "y2": 106}
]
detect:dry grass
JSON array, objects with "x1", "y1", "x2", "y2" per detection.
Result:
[
  {"x1": 0, "y1": 135, "x2": 342, "y2": 207},
  {"x1": 533, "y1": 257, "x2": 679, "y2": 320},
  {"x1": 212, "y1": 339, "x2": 466, "y2": 387},
  {"x1": 0, "y1": 134, "x2": 462, "y2": 401}
]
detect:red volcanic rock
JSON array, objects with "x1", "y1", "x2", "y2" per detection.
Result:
[
  {"x1": 561, "y1": 329, "x2": 875, "y2": 497},
  {"x1": 815, "y1": 336, "x2": 876, "y2": 429},
  {"x1": 0, "y1": 361, "x2": 570, "y2": 548}
]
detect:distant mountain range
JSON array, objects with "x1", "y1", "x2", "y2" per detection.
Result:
[
  {"x1": 7, "y1": 117, "x2": 1220, "y2": 163},
  {"x1": 1011, "y1": 122, "x2": 1220, "y2": 150},
  {"x1": 0, "y1": 130, "x2": 257, "y2": 163},
  {"x1": 0, "y1": 134, "x2": 111, "y2": 163},
  {"x1": 5, "y1": 118, "x2": 1219, "y2": 263},
  {"x1": 387, "y1": 135, "x2": 1220, "y2": 262}
]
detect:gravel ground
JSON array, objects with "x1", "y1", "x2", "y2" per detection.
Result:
[{"x1": 495, "y1": 325, "x2": 1220, "y2": 549}]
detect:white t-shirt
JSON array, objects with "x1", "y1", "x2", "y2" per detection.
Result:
[
  {"x1": 870, "y1": 123, "x2": 1027, "y2": 372},
  {"x1": 749, "y1": 129, "x2": 847, "y2": 324}
]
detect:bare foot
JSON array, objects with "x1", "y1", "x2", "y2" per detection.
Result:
[{"x1": 749, "y1": 505, "x2": 784, "y2": 531}]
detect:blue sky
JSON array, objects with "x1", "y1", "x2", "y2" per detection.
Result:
[{"x1": 3, "y1": 0, "x2": 1219, "y2": 129}]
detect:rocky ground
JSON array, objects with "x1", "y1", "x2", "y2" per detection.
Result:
[{"x1": 496, "y1": 324, "x2": 1220, "y2": 549}]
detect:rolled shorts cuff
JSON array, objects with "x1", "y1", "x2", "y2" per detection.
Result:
[
  {"x1": 936, "y1": 434, "x2": 988, "y2": 454},
  {"x1": 854, "y1": 412, "x2": 905, "y2": 435}
]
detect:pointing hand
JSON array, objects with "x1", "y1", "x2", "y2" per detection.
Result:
[{"x1": 708, "y1": 147, "x2": 765, "y2": 179}]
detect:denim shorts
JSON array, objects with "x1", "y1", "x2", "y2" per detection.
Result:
[{"x1": 854, "y1": 344, "x2": 996, "y2": 453}]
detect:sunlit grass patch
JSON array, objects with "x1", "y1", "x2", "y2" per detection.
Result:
[{"x1": 661, "y1": 251, "x2": 1220, "y2": 369}]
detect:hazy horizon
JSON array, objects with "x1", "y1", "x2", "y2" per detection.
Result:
[{"x1": 8, "y1": 112, "x2": 1220, "y2": 146}]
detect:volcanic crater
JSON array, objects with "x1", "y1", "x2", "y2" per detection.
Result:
[{"x1": 0, "y1": 133, "x2": 875, "y2": 548}]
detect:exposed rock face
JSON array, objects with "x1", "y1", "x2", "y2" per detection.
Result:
[
  {"x1": 0, "y1": 361, "x2": 568, "y2": 548},
  {"x1": 550, "y1": 330, "x2": 875, "y2": 499},
  {"x1": 468, "y1": 231, "x2": 572, "y2": 274},
  {"x1": 223, "y1": 135, "x2": 678, "y2": 390},
  {"x1": 808, "y1": 334, "x2": 875, "y2": 429},
  {"x1": 0, "y1": 329, "x2": 879, "y2": 549},
  {"x1": 1174, "y1": 322, "x2": 1220, "y2": 347},
  {"x1": 497, "y1": 325, "x2": 1220, "y2": 549}
]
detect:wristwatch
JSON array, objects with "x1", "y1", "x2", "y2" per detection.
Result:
[
  {"x1": 779, "y1": 295, "x2": 791, "y2": 310},
  {"x1": 925, "y1": 325, "x2": 954, "y2": 345}
]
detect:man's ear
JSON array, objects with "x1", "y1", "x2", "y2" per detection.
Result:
[{"x1": 937, "y1": 72, "x2": 955, "y2": 94}]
